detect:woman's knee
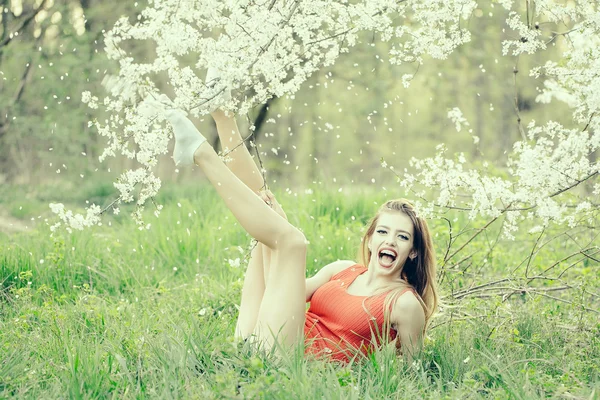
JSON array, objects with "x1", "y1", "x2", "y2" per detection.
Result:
[{"x1": 277, "y1": 227, "x2": 307, "y2": 253}]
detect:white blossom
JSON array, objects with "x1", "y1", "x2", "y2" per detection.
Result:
[
  {"x1": 51, "y1": 0, "x2": 599, "y2": 235},
  {"x1": 447, "y1": 107, "x2": 469, "y2": 132}
]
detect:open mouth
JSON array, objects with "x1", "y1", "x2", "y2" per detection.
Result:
[{"x1": 378, "y1": 248, "x2": 397, "y2": 268}]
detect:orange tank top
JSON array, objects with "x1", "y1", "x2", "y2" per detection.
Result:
[{"x1": 304, "y1": 265, "x2": 412, "y2": 362}]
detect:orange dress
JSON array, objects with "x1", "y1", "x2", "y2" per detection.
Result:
[{"x1": 304, "y1": 265, "x2": 411, "y2": 362}]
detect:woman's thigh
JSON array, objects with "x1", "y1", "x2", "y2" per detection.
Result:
[
  {"x1": 253, "y1": 244, "x2": 307, "y2": 349},
  {"x1": 235, "y1": 242, "x2": 266, "y2": 340}
]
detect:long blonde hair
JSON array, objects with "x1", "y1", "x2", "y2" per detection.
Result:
[{"x1": 358, "y1": 199, "x2": 439, "y2": 328}]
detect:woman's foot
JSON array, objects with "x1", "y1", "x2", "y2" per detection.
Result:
[
  {"x1": 144, "y1": 94, "x2": 207, "y2": 166},
  {"x1": 169, "y1": 109, "x2": 207, "y2": 166},
  {"x1": 210, "y1": 108, "x2": 232, "y2": 123}
]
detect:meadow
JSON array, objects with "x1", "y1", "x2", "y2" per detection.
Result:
[{"x1": 0, "y1": 183, "x2": 598, "y2": 399}]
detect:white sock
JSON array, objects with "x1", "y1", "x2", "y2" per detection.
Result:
[
  {"x1": 165, "y1": 109, "x2": 207, "y2": 167},
  {"x1": 142, "y1": 94, "x2": 207, "y2": 167}
]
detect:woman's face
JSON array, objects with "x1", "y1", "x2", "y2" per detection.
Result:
[{"x1": 368, "y1": 211, "x2": 416, "y2": 277}]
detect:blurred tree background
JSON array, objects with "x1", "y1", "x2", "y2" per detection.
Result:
[{"x1": 0, "y1": 1, "x2": 576, "y2": 202}]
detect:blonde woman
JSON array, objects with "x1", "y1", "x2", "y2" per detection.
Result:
[{"x1": 148, "y1": 90, "x2": 438, "y2": 362}]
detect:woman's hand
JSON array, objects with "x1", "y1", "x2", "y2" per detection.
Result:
[{"x1": 259, "y1": 189, "x2": 287, "y2": 220}]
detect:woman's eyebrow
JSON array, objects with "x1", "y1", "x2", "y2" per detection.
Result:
[{"x1": 376, "y1": 225, "x2": 412, "y2": 236}]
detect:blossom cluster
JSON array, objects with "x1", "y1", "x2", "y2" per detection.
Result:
[
  {"x1": 51, "y1": 0, "x2": 599, "y2": 238},
  {"x1": 400, "y1": 1, "x2": 600, "y2": 237},
  {"x1": 49, "y1": 203, "x2": 101, "y2": 233}
]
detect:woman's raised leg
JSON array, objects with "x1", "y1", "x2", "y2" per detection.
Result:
[
  {"x1": 147, "y1": 92, "x2": 300, "y2": 344},
  {"x1": 212, "y1": 110, "x2": 265, "y2": 192},
  {"x1": 193, "y1": 142, "x2": 307, "y2": 348},
  {"x1": 235, "y1": 242, "x2": 265, "y2": 340},
  {"x1": 211, "y1": 110, "x2": 276, "y2": 339}
]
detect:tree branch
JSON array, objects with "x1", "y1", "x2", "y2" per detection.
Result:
[
  {"x1": 0, "y1": 0, "x2": 49, "y2": 50},
  {"x1": 445, "y1": 214, "x2": 501, "y2": 262},
  {"x1": 512, "y1": 59, "x2": 527, "y2": 141}
]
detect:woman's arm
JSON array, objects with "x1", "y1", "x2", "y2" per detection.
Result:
[
  {"x1": 305, "y1": 260, "x2": 355, "y2": 302},
  {"x1": 391, "y1": 292, "x2": 426, "y2": 360}
]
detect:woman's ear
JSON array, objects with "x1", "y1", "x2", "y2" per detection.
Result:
[{"x1": 409, "y1": 250, "x2": 417, "y2": 260}]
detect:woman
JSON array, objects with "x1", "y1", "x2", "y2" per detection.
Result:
[{"x1": 148, "y1": 90, "x2": 438, "y2": 362}]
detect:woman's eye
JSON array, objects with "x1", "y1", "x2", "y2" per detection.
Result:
[
  {"x1": 399, "y1": 235, "x2": 409, "y2": 240},
  {"x1": 376, "y1": 229, "x2": 386, "y2": 234}
]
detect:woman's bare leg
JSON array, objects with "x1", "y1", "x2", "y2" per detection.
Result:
[
  {"x1": 194, "y1": 142, "x2": 306, "y2": 347},
  {"x1": 212, "y1": 110, "x2": 265, "y2": 192},
  {"x1": 211, "y1": 110, "x2": 275, "y2": 339},
  {"x1": 235, "y1": 242, "x2": 265, "y2": 339}
]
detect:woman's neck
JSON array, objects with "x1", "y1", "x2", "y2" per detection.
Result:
[{"x1": 363, "y1": 264, "x2": 407, "y2": 289}]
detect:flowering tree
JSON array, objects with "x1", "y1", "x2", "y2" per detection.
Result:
[
  {"x1": 391, "y1": 1, "x2": 600, "y2": 310},
  {"x1": 49, "y1": 0, "x2": 476, "y2": 230},
  {"x1": 49, "y1": 0, "x2": 599, "y2": 310}
]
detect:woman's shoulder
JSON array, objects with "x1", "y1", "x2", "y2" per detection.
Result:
[
  {"x1": 307, "y1": 260, "x2": 357, "y2": 285},
  {"x1": 329, "y1": 261, "x2": 364, "y2": 280},
  {"x1": 306, "y1": 260, "x2": 359, "y2": 302},
  {"x1": 391, "y1": 290, "x2": 426, "y2": 321}
]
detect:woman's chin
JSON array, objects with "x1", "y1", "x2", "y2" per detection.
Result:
[{"x1": 369, "y1": 257, "x2": 403, "y2": 275}]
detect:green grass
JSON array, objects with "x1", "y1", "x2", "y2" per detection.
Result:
[{"x1": 0, "y1": 184, "x2": 598, "y2": 399}]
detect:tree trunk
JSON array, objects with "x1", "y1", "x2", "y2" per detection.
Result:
[{"x1": 473, "y1": 73, "x2": 484, "y2": 159}]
